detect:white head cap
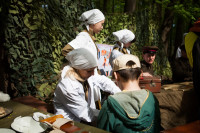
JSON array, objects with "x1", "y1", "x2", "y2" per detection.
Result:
[
  {"x1": 79, "y1": 9, "x2": 105, "y2": 31},
  {"x1": 65, "y1": 48, "x2": 97, "y2": 70},
  {"x1": 113, "y1": 29, "x2": 135, "y2": 44}
]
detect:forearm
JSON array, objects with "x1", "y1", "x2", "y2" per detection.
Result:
[
  {"x1": 89, "y1": 75, "x2": 121, "y2": 94},
  {"x1": 62, "y1": 44, "x2": 74, "y2": 56}
]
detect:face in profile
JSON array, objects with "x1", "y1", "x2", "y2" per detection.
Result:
[
  {"x1": 90, "y1": 20, "x2": 105, "y2": 34},
  {"x1": 77, "y1": 67, "x2": 96, "y2": 80},
  {"x1": 124, "y1": 42, "x2": 132, "y2": 48},
  {"x1": 143, "y1": 53, "x2": 156, "y2": 64}
]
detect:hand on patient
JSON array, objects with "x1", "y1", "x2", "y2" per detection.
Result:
[{"x1": 142, "y1": 72, "x2": 153, "y2": 77}]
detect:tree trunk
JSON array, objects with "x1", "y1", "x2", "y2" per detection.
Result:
[
  {"x1": 173, "y1": 17, "x2": 185, "y2": 58},
  {"x1": 124, "y1": 0, "x2": 136, "y2": 13},
  {"x1": 103, "y1": 0, "x2": 107, "y2": 13},
  {"x1": 0, "y1": 40, "x2": 10, "y2": 95},
  {"x1": 0, "y1": 0, "x2": 14, "y2": 97},
  {"x1": 161, "y1": 10, "x2": 174, "y2": 57},
  {"x1": 112, "y1": 0, "x2": 114, "y2": 13}
]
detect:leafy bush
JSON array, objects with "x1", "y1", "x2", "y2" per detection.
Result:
[{"x1": 2, "y1": 0, "x2": 93, "y2": 102}]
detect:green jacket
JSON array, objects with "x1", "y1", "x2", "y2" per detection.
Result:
[{"x1": 97, "y1": 90, "x2": 160, "y2": 133}]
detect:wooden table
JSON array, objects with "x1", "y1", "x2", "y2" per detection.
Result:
[
  {"x1": 0, "y1": 101, "x2": 109, "y2": 133},
  {"x1": 154, "y1": 82, "x2": 199, "y2": 130},
  {"x1": 161, "y1": 120, "x2": 200, "y2": 133}
]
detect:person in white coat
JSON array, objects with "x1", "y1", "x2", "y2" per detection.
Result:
[
  {"x1": 54, "y1": 48, "x2": 120, "y2": 125},
  {"x1": 61, "y1": 9, "x2": 107, "y2": 109},
  {"x1": 62, "y1": 9, "x2": 105, "y2": 60},
  {"x1": 109, "y1": 29, "x2": 136, "y2": 67}
]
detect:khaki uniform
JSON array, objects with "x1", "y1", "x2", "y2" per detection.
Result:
[{"x1": 140, "y1": 60, "x2": 154, "y2": 75}]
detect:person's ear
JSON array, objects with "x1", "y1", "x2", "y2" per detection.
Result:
[
  {"x1": 114, "y1": 72, "x2": 120, "y2": 81},
  {"x1": 140, "y1": 70, "x2": 143, "y2": 79},
  {"x1": 89, "y1": 24, "x2": 94, "y2": 31}
]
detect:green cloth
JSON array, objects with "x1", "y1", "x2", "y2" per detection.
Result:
[{"x1": 97, "y1": 90, "x2": 160, "y2": 133}]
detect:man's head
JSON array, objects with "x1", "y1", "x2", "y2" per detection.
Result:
[
  {"x1": 189, "y1": 18, "x2": 200, "y2": 32},
  {"x1": 142, "y1": 46, "x2": 159, "y2": 65},
  {"x1": 112, "y1": 54, "x2": 141, "y2": 83},
  {"x1": 66, "y1": 48, "x2": 97, "y2": 80}
]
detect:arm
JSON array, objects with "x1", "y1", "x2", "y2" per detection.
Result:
[
  {"x1": 142, "y1": 72, "x2": 153, "y2": 77},
  {"x1": 55, "y1": 79, "x2": 99, "y2": 122},
  {"x1": 62, "y1": 32, "x2": 88, "y2": 56},
  {"x1": 89, "y1": 75, "x2": 121, "y2": 94},
  {"x1": 97, "y1": 100, "x2": 112, "y2": 131},
  {"x1": 62, "y1": 44, "x2": 74, "y2": 57}
]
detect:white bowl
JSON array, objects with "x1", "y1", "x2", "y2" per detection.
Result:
[
  {"x1": 11, "y1": 116, "x2": 47, "y2": 133},
  {"x1": 0, "y1": 128, "x2": 16, "y2": 133}
]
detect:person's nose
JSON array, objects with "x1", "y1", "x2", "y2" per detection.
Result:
[{"x1": 150, "y1": 55, "x2": 154, "y2": 59}]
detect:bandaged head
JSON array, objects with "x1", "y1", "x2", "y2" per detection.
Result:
[
  {"x1": 113, "y1": 29, "x2": 135, "y2": 44},
  {"x1": 79, "y1": 9, "x2": 105, "y2": 31},
  {"x1": 65, "y1": 48, "x2": 98, "y2": 70}
]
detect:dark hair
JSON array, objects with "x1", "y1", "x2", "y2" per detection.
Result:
[
  {"x1": 116, "y1": 60, "x2": 141, "y2": 82},
  {"x1": 180, "y1": 45, "x2": 186, "y2": 52},
  {"x1": 131, "y1": 38, "x2": 136, "y2": 43}
]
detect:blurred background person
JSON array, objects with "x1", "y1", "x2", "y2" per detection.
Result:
[
  {"x1": 109, "y1": 29, "x2": 136, "y2": 67},
  {"x1": 172, "y1": 45, "x2": 192, "y2": 82},
  {"x1": 185, "y1": 19, "x2": 200, "y2": 119},
  {"x1": 141, "y1": 46, "x2": 159, "y2": 77}
]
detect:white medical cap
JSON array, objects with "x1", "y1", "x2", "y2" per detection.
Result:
[
  {"x1": 113, "y1": 29, "x2": 135, "y2": 44},
  {"x1": 79, "y1": 9, "x2": 105, "y2": 31},
  {"x1": 65, "y1": 48, "x2": 98, "y2": 70}
]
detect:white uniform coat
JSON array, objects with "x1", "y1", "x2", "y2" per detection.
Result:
[
  {"x1": 109, "y1": 44, "x2": 130, "y2": 67},
  {"x1": 54, "y1": 67, "x2": 121, "y2": 122},
  {"x1": 69, "y1": 32, "x2": 98, "y2": 60}
]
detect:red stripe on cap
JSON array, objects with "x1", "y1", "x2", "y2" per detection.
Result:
[{"x1": 149, "y1": 50, "x2": 156, "y2": 52}]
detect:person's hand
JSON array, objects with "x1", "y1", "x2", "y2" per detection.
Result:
[{"x1": 142, "y1": 72, "x2": 153, "y2": 77}]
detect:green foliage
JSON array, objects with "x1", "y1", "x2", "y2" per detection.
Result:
[
  {"x1": 96, "y1": 13, "x2": 135, "y2": 44},
  {"x1": 2, "y1": 0, "x2": 93, "y2": 101},
  {"x1": 92, "y1": 0, "x2": 125, "y2": 13},
  {"x1": 155, "y1": 0, "x2": 200, "y2": 22}
]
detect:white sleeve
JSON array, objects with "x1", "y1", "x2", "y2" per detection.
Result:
[
  {"x1": 89, "y1": 75, "x2": 121, "y2": 94},
  {"x1": 61, "y1": 66, "x2": 71, "y2": 79},
  {"x1": 68, "y1": 32, "x2": 88, "y2": 49},
  {"x1": 55, "y1": 80, "x2": 99, "y2": 122}
]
